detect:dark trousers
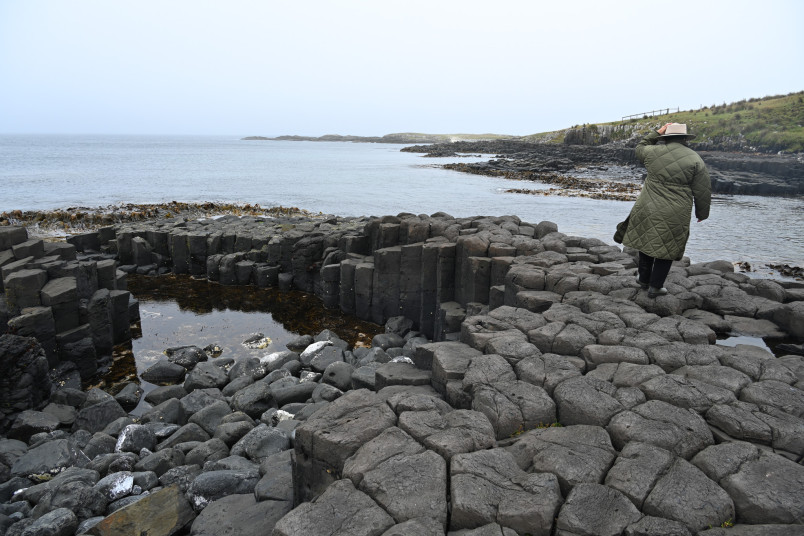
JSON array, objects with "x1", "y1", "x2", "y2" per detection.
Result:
[{"x1": 638, "y1": 251, "x2": 673, "y2": 289}]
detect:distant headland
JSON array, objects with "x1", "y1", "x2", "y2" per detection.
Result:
[
  {"x1": 242, "y1": 133, "x2": 509, "y2": 144},
  {"x1": 244, "y1": 90, "x2": 804, "y2": 154}
]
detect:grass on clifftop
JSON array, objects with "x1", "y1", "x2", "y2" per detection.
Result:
[{"x1": 527, "y1": 90, "x2": 804, "y2": 153}]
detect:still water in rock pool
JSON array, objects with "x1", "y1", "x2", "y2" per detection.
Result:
[{"x1": 109, "y1": 275, "x2": 382, "y2": 413}]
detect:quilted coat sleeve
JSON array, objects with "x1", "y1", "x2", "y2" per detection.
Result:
[
  {"x1": 691, "y1": 158, "x2": 712, "y2": 221},
  {"x1": 635, "y1": 131, "x2": 661, "y2": 163}
]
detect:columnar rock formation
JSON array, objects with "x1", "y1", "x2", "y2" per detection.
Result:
[
  {"x1": 0, "y1": 227, "x2": 139, "y2": 433},
  {"x1": 0, "y1": 212, "x2": 802, "y2": 535}
]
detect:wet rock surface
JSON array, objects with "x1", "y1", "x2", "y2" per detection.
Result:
[{"x1": 1, "y1": 211, "x2": 803, "y2": 535}]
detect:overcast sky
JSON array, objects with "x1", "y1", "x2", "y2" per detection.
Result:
[{"x1": 1, "y1": 0, "x2": 802, "y2": 136}]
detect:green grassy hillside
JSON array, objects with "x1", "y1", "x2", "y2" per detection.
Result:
[{"x1": 527, "y1": 91, "x2": 804, "y2": 153}]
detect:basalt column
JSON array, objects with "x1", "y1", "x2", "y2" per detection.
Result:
[
  {"x1": 354, "y1": 262, "x2": 374, "y2": 322},
  {"x1": 419, "y1": 242, "x2": 456, "y2": 340},
  {"x1": 371, "y1": 247, "x2": 402, "y2": 326},
  {"x1": 399, "y1": 243, "x2": 423, "y2": 329},
  {"x1": 454, "y1": 234, "x2": 489, "y2": 306}
]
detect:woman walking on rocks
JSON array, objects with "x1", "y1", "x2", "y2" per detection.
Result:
[{"x1": 622, "y1": 122, "x2": 711, "y2": 298}]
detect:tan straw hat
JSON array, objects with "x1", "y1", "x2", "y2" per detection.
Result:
[{"x1": 660, "y1": 123, "x2": 696, "y2": 139}]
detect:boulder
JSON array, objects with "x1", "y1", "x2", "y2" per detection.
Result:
[
  {"x1": 141, "y1": 360, "x2": 187, "y2": 385},
  {"x1": 11, "y1": 439, "x2": 90, "y2": 478},
  {"x1": 185, "y1": 469, "x2": 261, "y2": 511},
  {"x1": 7, "y1": 410, "x2": 60, "y2": 443},
  {"x1": 230, "y1": 381, "x2": 276, "y2": 419},
  {"x1": 183, "y1": 361, "x2": 228, "y2": 392},
  {"x1": 17, "y1": 508, "x2": 77, "y2": 536},
  {"x1": 229, "y1": 424, "x2": 289, "y2": 463},
  {"x1": 115, "y1": 424, "x2": 156, "y2": 453},
  {"x1": 87, "y1": 485, "x2": 194, "y2": 536}
]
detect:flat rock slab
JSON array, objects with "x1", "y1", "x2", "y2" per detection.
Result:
[
  {"x1": 643, "y1": 457, "x2": 734, "y2": 532},
  {"x1": 706, "y1": 401, "x2": 804, "y2": 455},
  {"x1": 513, "y1": 354, "x2": 582, "y2": 395},
  {"x1": 671, "y1": 364, "x2": 751, "y2": 394},
  {"x1": 639, "y1": 374, "x2": 736, "y2": 413},
  {"x1": 607, "y1": 400, "x2": 713, "y2": 459},
  {"x1": 739, "y1": 380, "x2": 804, "y2": 419},
  {"x1": 461, "y1": 354, "x2": 517, "y2": 392},
  {"x1": 698, "y1": 525, "x2": 804, "y2": 536},
  {"x1": 604, "y1": 441, "x2": 675, "y2": 509},
  {"x1": 413, "y1": 341, "x2": 482, "y2": 374},
  {"x1": 587, "y1": 362, "x2": 665, "y2": 387},
  {"x1": 505, "y1": 424, "x2": 616, "y2": 495},
  {"x1": 472, "y1": 380, "x2": 556, "y2": 439},
  {"x1": 646, "y1": 341, "x2": 723, "y2": 372},
  {"x1": 343, "y1": 427, "x2": 425, "y2": 487},
  {"x1": 272, "y1": 479, "x2": 395, "y2": 536},
  {"x1": 555, "y1": 483, "x2": 642, "y2": 536},
  {"x1": 553, "y1": 376, "x2": 625, "y2": 427},
  {"x1": 429, "y1": 342, "x2": 483, "y2": 389},
  {"x1": 374, "y1": 362, "x2": 432, "y2": 390},
  {"x1": 295, "y1": 389, "x2": 397, "y2": 471},
  {"x1": 707, "y1": 444, "x2": 804, "y2": 525},
  {"x1": 379, "y1": 518, "x2": 446, "y2": 536},
  {"x1": 450, "y1": 448, "x2": 562, "y2": 536},
  {"x1": 189, "y1": 494, "x2": 290, "y2": 536},
  {"x1": 397, "y1": 410, "x2": 495, "y2": 461},
  {"x1": 359, "y1": 449, "x2": 447, "y2": 528},
  {"x1": 581, "y1": 344, "x2": 649, "y2": 370}
]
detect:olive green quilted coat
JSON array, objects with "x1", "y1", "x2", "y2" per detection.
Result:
[{"x1": 622, "y1": 131, "x2": 711, "y2": 260}]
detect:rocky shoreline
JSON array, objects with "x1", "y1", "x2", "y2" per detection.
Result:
[
  {"x1": 1, "y1": 211, "x2": 803, "y2": 535},
  {"x1": 403, "y1": 139, "x2": 804, "y2": 199}
]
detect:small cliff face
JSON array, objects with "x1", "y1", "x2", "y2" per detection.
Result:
[{"x1": 562, "y1": 124, "x2": 639, "y2": 146}]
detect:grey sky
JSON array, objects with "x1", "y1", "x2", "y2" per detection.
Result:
[{"x1": 1, "y1": 0, "x2": 802, "y2": 136}]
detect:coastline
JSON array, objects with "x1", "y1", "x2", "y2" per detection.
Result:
[
  {"x1": 1, "y1": 210, "x2": 803, "y2": 535},
  {"x1": 3, "y1": 202, "x2": 801, "y2": 281}
]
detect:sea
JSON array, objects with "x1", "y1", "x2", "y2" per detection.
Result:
[{"x1": 1, "y1": 134, "x2": 802, "y2": 270}]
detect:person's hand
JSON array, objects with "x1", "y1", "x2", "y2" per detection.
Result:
[{"x1": 657, "y1": 123, "x2": 673, "y2": 135}]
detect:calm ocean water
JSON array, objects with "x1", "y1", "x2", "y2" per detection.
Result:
[{"x1": 1, "y1": 134, "x2": 802, "y2": 268}]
